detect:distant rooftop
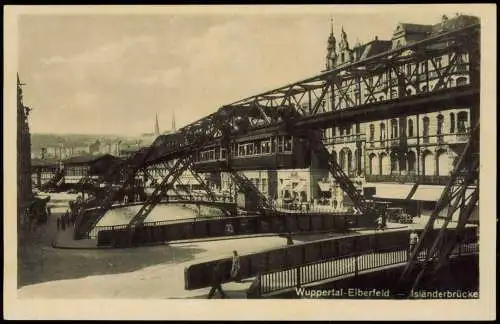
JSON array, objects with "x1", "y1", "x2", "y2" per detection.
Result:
[
  {"x1": 63, "y1": 154, "x2": 115, "y2": 165},
  {"x1": 31, "y1": 158, "x2": 60, "y2": 167}
]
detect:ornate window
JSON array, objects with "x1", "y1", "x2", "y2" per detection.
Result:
[
  {"x1": 408, "y1": 119, "x2": 414, "y2": 137},
  {"x1": 449, "y1": 113, "x2": 455, "y2": 133}
]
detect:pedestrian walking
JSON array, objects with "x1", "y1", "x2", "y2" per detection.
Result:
[
  {"x1": 61, "y1": 218, "x2": 66, "y2": 230},
  {"x1": 230, "y1": 250, "x2": 241, "y2": 283},
  {"x1": 208, "y1": 263, "x2": 228, "y2": 299},
  {"x1": 47, "y1": 206, "x2": 52, "y2": 218},
  {"x1": 376, "y1": 216, "x2": 384, "y2": 231},
  {"x1": 57, "y1": 218, "x2": 60, "y2": 231}
]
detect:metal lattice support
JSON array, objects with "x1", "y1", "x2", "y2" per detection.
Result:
[
  {"x1": 127, "y1": 157, "x2": 192, "y2": 228},
  {"x1": 187, "y1": 163, "x2": 218, "y2": 202},
  {"x1": 398, "y1": 121, "x2": 479, "y2": 294},
  {"x1": 306, "y1": 129, "x2": 376, "y2": 216},
  {"x1": 226, "y1": 166, "x2": 274, "y2": 212},
  {"x1": 41, "y1": 167, "x2": 65, "y2": 190}
]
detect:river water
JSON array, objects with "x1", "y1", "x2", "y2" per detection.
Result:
[{"x1": 95, "y1": 204, "x2": 222, "y2": 227}]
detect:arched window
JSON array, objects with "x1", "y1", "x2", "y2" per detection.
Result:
[
  {"x1": 331, "y1": 151, "x2": 337, "y2": 164},
  {"x1": 369, "y1": 153, "x2": 378, "y2": 175},
  {"x1": 339, "y1": 150, "x2": 346, "y2": 171},
  {"x1": 347, "y1": 150, "x2": 353, "y2": 172},
  {"x1": 380, "y1": 153, "x2": 390, "y2": 175},
  {"x1": 449, "y1": 113, "x2": 455, "y2": 133},
  {"x1": 407, "y1": 151, "x2": 416, "y2": 173},
  {"x1": 391, "y1": 119, "x2": 398, "y2": 139},
  {"x1": 380, "y1": 123, "x2": 386, "y2": 140},
  {"x1": 408, "y1": 119, "x2": 414, "y2": 137},
  {"x1": 369, "y1": 124, "x2": 375, "y2": 141},
  {"x1": 457, "y1": 111, "x2": 468, "y2": 133},
  {"x1": 436, "y1": 150, "x2": 452, "y2": 176},
  {"x1": 423, "y1": 116, "x2": 430, "y2": 137},
  {"x1": 437, "y1": 114, "x2": 444, "y2": 135},
  {"x1": 422, "y1": 150, "x2": 434, "y2": 176},
  {"x1": 390, "y1": 152, "x2": 398, "y2": 173}
]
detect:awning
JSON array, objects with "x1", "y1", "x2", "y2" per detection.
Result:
[
  {"x1": 411, "y1": 185, "x2": 445, "y2": 201},
  {"x1": 371, "y1": 184, "x2": 415, "y2": 200},
  {"x1": 318, "y1": 182, "x2": 330, "y2": 192}
]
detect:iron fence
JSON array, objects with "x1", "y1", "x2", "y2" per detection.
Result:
[{"x1": 258, "y1": 242, "x2": 479, "y2": 296}]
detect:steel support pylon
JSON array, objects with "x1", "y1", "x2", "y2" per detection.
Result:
[{"x1": 398, "y1": 121, "x2": 479, "y2": 296}]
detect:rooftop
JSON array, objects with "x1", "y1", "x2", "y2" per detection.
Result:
[
  {"x1": 63, "y1": 154, "x2": 115, "y2": 165},
  {"x1": 31, "y1": 158, "x2": 60, "y2": 167}
]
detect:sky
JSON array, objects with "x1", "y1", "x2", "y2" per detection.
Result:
[{"x1": 16, "y1": 5, "x2": 485, "y2": 136}]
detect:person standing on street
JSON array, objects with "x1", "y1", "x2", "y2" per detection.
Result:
[
  {"x1": 57, "y1": 218, "x2": 60, "y2": 231},
  {"x1": 230, "y1": 250, "x2": 241, "y2": 283},
  {"x1": 409, "y1": 230, "x2": 419, "y2": 260},
  {"x1": 376, "y1": 216, "x2": 384, "y2": 231},
  {"x1": 208, "y1": 263, "x2": 228, "y2": 299}
]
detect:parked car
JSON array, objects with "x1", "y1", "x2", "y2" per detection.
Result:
[{"x1": 398, "y1": 213, "x2": 414, "y2": 224}]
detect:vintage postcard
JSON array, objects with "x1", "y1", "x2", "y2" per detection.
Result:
[{"x1": 3, "y1": 4, "x2": 496, "y2": 321}]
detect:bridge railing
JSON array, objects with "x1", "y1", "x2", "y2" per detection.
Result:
[
  {"x1": 87, "y1": 214, "x2": 231, "y2": 239},
  {"x1": 97, "y1": 212, "x2": 359, "y2": 248},
  {"x1": 183, "y1": 226, "x2": 478, "y2": 290},
  {"x1": 258, "y1": 241, "x2": 479, "y2": 296}
]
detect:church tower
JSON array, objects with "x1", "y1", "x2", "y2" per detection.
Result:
[
  {"x1": 338, "y1": 26, "x2": 353, "y2": 65},
  {"x1": 171, "y1": 111, "x2": 176, "y2": 132},
  {"x1": 154, "y1": 113, "x2": 160, "y2": 137},
  {"x1": 326, "y1": 18, "x2": 337, "y2": 70}
]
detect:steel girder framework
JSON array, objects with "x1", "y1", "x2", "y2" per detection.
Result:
[
  {"x1": 143, "y1": 160, "x2": 233, "y2": 216},
  {"x1": 128, "y1": 156, "x2": 194, "y2": 228},
  {"x1": 74, "y1": 148, "x2": 153, "y2": 238},
  {"x1": 41, "y1": 167, "x2": 65, "y2": 190},
  {"x1": 223, "y1": 24, "x2": 479, "y2": 127},
  {"x1": 98, "y1": 22, "x2": 479, "y2": 232},
  {"x1": 305, "y1": 129, "x2": 374, "y2": 215},
  {"x1": 398, "y1": 121, "x2": 479, "y2": 295}
]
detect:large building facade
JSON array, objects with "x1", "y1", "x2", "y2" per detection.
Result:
[
  {"x1": 322, "y1": 15, "x2": 476, "y2": 188},
  {"x1": 207, "y1": 14, "x2": 478, "y2": 212}
]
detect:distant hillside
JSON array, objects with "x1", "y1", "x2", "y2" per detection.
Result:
[{"x1": 31, "y1": 133, "x2": 147, "y2": 153}]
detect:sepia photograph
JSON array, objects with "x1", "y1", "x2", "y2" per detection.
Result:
[{"x1": 3, "y1": 4, "x2": 496, "y2": 321}]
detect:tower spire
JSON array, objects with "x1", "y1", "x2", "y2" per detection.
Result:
[
  {"x1": 171, "y1": 111, "x2": 176, "y2": 131},
  {"x1": 154, "y1": 113, "x2": 160, "y2": 136},
  {"x1": 326, "y1": 17, "x2": 337, "y2": 70}
]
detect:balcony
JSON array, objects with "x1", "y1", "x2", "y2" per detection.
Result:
[
  {"x1": 388, "y1": 138, "x2": 399, "y2": 147},
  {"x1": 324, "y1": 134, "x2": 365, "y2": 145},
  {"x1": 421, "y1": 132, "x2": 470, "y2": 146},
  {"x1": 365, "y1": 174, "x2": 451, "y2": 185}
]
